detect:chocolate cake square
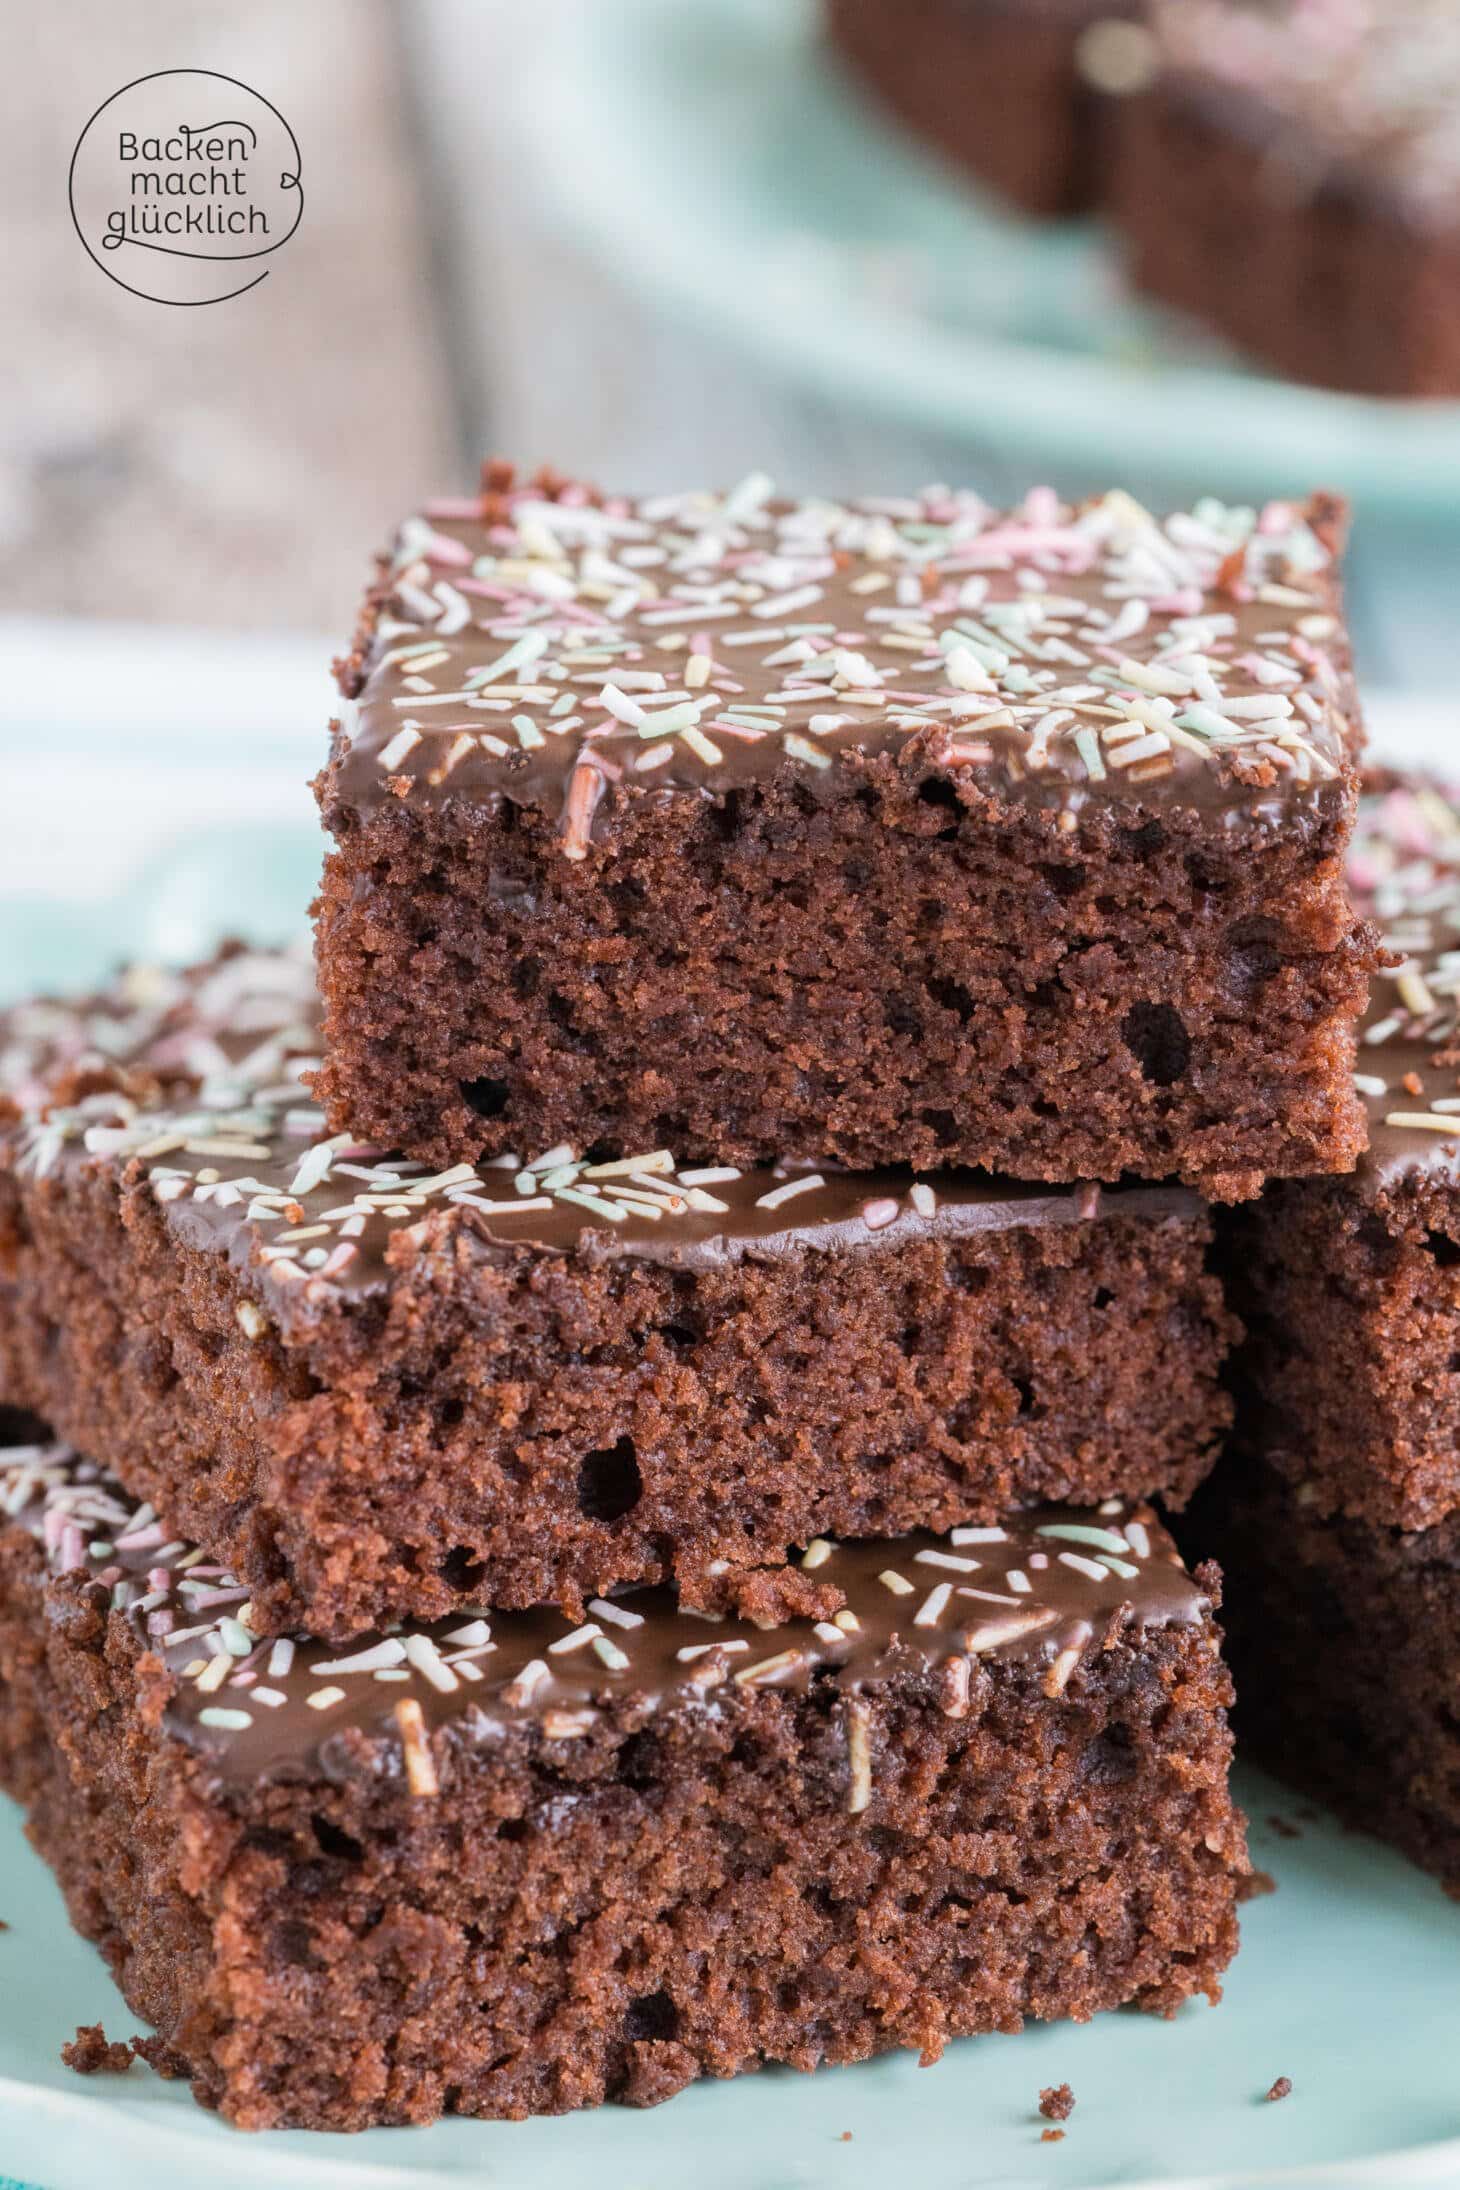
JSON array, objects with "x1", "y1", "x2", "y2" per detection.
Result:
[
  {"x1": 0, "y1": 1438, "x2": 1249, "y2": 2130},
  {"x1": 824, "y1": 0, "x2": 1149, "y2": 219},
  {"x1": 1226, "y1": 777, "x2": 1460, "y2": 1531},
  {"x1": 1111, "y1": 1, "x2": 1460, "y2": 397},
  {"x1": 0, "y1": 947, "x2": 1234, "y2": 1640},
  {"x1": 1188, "y1": 1459, "x2": 1460, "y2": 1894},
  {"x1": 314, "y1": 467, "x2": 1375, "y2": 1199}
]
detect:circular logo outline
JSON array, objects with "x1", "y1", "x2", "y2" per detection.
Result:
[{"x1": 69, "y1": 68, "x2": 303, "y2": 306}]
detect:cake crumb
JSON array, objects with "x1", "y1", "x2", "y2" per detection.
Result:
[
  {"x1": 1039, "y1": 2082, "x2": 1075, "y2": 2121},
  {"x1": 1266, "y1": 1814, "x2": 1302, "y2": 1840},
  {"x1": 61, "y1": 2024, "x2": 134, "y2": 2076},
  {"x1": 839, "y1": 2130, "x2": 853, "y2": 2142},
  {"x1": 1041, "y1": 2127, "x2": 1066, "y2": 2143},
  {"x1": 1266, "y1": 2075, "x2": 1293, "y2": 2103},
  {"x1": 1238, "y1": 1867, "x2": 1277, "y2": 1901},
  {"x1": 129, "y1": 2032, "x2": 190, "y2": 2081}
]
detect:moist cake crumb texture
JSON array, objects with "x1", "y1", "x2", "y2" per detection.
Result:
[{"x1": 314, "y1": 465, "x2": 1372, "y2": 1192}]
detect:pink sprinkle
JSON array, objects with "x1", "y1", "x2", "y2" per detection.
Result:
[
  {"x1": 423, "y1": 497, "x2": 485, "y2": 521},
  {"x1": 116, "y1": 1520, "x2": 166, "y2": 1551},
  {"x1": 1028, "y1": 1552, "x2": 1050, "y2": 1570},
  {"x1": 1022, "y1": 485, "x2": 1062, "y2": 525},
  {"x1": 1148, "y1": 589, "x2": 1203, "y2": 616},
  {"x1": 862, "y1": 1198, "x2": 900, "y2": 1230},
  {"x1": 419, "y1": 530, "x2": 473, "y2": 568}
]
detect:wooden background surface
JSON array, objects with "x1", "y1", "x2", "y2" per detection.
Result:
[{"x1": 3, "y1": 0, "x2": 456, "y2": 633}]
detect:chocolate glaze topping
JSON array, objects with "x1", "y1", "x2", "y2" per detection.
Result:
[
  {"x1": 327, "y1": 469, "x2": 1357, "y2": 858},
  {"x1": 1346, "y1": 777, "x2": 1460, "y2": 1195},
  {"x1": 4, "y1": 947, "x2": 1200, "y2": 1339},
  {"x1": 2, "y1": 1442, "x2": 1207, "y2": 1793}
]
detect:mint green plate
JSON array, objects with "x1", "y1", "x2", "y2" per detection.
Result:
[
  {"x1": 4, "y1": 1773, "x2": 1460, "y2": 2189},
  {"x1": 516, "y1": 0, "x2": 1460, "y2": 521}
]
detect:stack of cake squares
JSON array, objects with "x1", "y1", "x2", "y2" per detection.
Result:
[{"x1": 0, "y1": 465, "x2": 1400, "y2": 2131}]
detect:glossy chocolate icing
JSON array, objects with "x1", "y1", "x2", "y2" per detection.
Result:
[
  {"x1": 327, "y1": 473, "x2": 1357, "y2": 858},
  {"x1": 4, "y1": 947, "x2": 1202, "y2": 1339},
  {"x1": 2, "y1": 1443, "x2": 1207, "y2": 1792}
]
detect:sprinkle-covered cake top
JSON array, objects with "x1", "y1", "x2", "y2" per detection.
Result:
[
  {"x1": 2, "y1": 1441, "x2": 1207, "y2": 1792},
  {"x1": 328, "y1": 466, "x2": 1356, "y2": 858},
  {"x1": 1347, "y1": 777, "x2": 1460, "y2": 1191},
  {"x1": 2, "y1": 948, "x2": 1194, "y2": 1336},
  {"x1": 1149, "y1": 0, "x2": 1460, "y2": 219}
]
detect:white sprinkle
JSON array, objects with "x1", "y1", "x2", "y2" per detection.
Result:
[
  {"x1": 682, "y1": 725, "x2": 724, "y2": 766},
  {"x1": 313, "y1": 1639, "x2": 408, "y2": 1676},
  {"x1": 943, "y1": 644, "x2": 994, "y2": 693},
  {"x1": 913, "y1": 1582, "x2": 953, "y2": 1626},
  {"x1": 588, "y1": 1599, "x2": 645, "y2": 1631},
  {"x1": 951, "y1": 1527, "x2": 1009, "y2": 1546},
  {"x1": 915, "y1": 1550, "x2": 979, "y2": 1573},
  {"x1": 377, "y1": 726, "x2": 422, "y2": 771},
  {"x1": 752, "y1": 584, "x2": 824, "y2": 619},
  {"x1": 879, "y1": 1570, "x2": 915, "y2": 1597},
  {"x1": 756, "y1": 1173, "x2": 824, "y2": 1211},
  {"x1": 402, "y1": 1633, "x2": 459, "y2": 1693},
  {"x1": 549, "y1": 1623, "x2": 603, "y2": 1656},
  {"x1": 288, "y1": 1137, "x2": 346, "y2": 1199},
  {"x1": 308, "y1": 1686, "x2": 347, "y2": 1711},
  {"x1": 734, "y1": 1649, "x2": 804, "y2": 1687},
  {"x1": 801, "y1": 1538, "x2": 834, "y2": 1570},
  {"x1": 268, "y1": 1639, "x2": 296, "y2": 1679},
  {"x1": 1037, "y1": 1523, "x2": 1134, "y2": 1555},
  {"x1": 599, "y1": 681, "x2": 646, "y2": 726},
  {"x1": 1058, "y1": 1552, "x2": 1111, "y2": 1583}
]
